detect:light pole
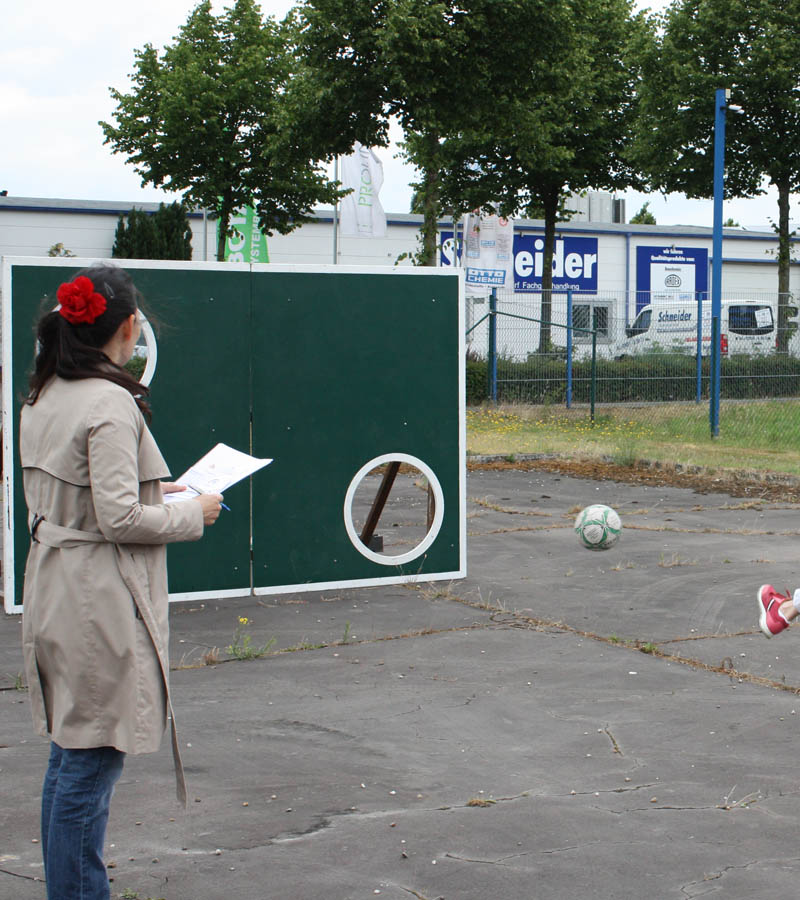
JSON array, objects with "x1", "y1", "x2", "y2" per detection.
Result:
[{"x1": 709, "y1": 87, "x2": 729, "y2": 437}]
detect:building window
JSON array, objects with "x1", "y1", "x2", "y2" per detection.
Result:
[{"x1": 573, "y1": 302, "x2": 610, "y2": 341}]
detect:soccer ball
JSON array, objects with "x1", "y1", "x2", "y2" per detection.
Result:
[{"x1": 574, "y1": 504, "x2": 621, "y2": 550}]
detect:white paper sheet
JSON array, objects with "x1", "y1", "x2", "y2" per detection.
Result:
[{"x1": 164, "y1": 443, "x2": 272, "y2": 503}]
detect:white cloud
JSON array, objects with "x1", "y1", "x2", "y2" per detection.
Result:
[{"x1": 4, "y1": 0, "x2": 796, "y2": 226}]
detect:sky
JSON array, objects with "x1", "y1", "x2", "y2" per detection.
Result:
[{"x1": 1, "y1": 0, "x2": 790, "y2": 231}]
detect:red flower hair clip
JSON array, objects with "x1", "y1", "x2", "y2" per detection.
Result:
[{"x1": 56, "y1": 276, "x2": 107, "y2": 325}]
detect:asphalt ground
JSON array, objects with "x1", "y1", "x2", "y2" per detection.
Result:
[{"x1": 3, "y1": 467, "x2": 800, "y2": 900}]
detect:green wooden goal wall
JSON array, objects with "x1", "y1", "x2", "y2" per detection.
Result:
[{"x1": 2, "y1": 258, "x2": 465, "y2": 613}]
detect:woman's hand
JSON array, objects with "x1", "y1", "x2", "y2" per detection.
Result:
[
  {"x1": 196, "y1": 493, "x2": 224, "y2": 525},
  {"x1": 160, "y1": 482, "x2": 187, "y2": 496}
]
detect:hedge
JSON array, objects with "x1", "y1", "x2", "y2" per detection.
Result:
[{"x1": 467, "y1": 354, "x2": 800, "y2": 404}]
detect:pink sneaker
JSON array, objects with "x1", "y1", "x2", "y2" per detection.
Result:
[{"x1": 758, "y1": 585, "x2": 791, "y2": 638}]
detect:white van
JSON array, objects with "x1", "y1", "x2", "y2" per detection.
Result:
[{"x1": 614, "y1": 300, "x2": 785, "y2": 357}]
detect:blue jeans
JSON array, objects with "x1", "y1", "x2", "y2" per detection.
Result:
[{"x1": 41, "y1": 742, "x2": 125, "y2": 900}]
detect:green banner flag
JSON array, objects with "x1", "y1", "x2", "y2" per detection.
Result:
[{"x1": 221, "y1": 207, "x2": 269, "y2": 263}]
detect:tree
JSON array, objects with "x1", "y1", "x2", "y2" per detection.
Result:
[
  {"x1": 112, "y1": 203, "x2": 193, "y2": 259},
  {"x1": 153, "y1": 202, "x2": 194, "y2": 259},
  {"x1": 632, "y1": 0, "x2": 800, "y2": 351},
  {"x1": 723, "y1": 217, "x2": 740, "y2": 228},
  {"x1": 288, "y1": 0, "x2": 453, "y2": 265},
  {"x1": 438, "y1": 0, "x2": 645, "y2": 350},
  {"x1": 112, "y1": 208, "x2": 156, "y2": 259},
  {"x1": 630, "y1": 201, "x2": 656, "y2": 224},
  {"x1": 101, "y1": 0, "x2": 341, "y2": 261},
  {"x1": 291, "y1": 0, "x2": 577, "y2": 266}
]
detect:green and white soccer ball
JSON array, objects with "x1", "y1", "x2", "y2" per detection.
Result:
[{"x1": 574, "y1": 504, "x2": 622, "y2": 550}]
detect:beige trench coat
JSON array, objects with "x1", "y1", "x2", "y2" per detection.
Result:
[{"x1": 20, "y1": 376, "x2": 203, "y2": 802}]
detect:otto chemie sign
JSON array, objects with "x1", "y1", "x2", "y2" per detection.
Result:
[{"x1": 441, "y1": 232, "x2": 598, "y2": 293}]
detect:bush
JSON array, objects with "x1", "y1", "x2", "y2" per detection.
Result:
[
  {"x1": 466, "y1": 358, "x2": 488, "y2": 403},
  {"x1": 124, "y1": 356, "x2": 147, "y2": 381},
  {"x1": 113, "y1": 202, "x2": 193, "y2": 260},
  {"x1": 465, "y1": 353, "x2": 800, "y2": 404}
]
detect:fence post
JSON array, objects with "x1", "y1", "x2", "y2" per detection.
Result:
[
  {"x1": 590, "y1": 328, "x2": 597, "y2": 423},
  {"x1": 566, "y1": 290, "x2": 573, "y2": 409},
  {"x1": 488, "y1": 288, "x2": 498, "y2": 403},
  {"x1": 696, "y1": 291, "x2": 703, "y2": 403}
]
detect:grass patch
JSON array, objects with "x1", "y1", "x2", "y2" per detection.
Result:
[{"x1": 467, "y1": 400, "x2": 800, "y2": 476}]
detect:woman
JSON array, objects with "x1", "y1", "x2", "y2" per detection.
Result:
[{"x1": 20, "y1": 265, "x2": 223, "y2": 900}]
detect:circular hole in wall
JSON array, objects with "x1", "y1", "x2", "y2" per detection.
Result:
[{"x1": 343, "y1": 453, "x2": 444, "y2": 566}]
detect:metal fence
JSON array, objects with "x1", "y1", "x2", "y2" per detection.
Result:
[{"x1": 466, "y1": 289, "x2": 800, "y2": 441}]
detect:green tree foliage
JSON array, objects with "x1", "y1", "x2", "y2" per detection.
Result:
[
  {"x1": 632, "y1": 0, "x2": 800, "y2": 350},
  {"x1": 630, "y1": 201, "x2": 656, "y2": 224},
  {"x1": 439, "y1": 0, "x2": 644, "y2": 350},
  {"x1": 112, "y1": 203, "x2": 193, "y2": 259},
  {"x1": 289, "y1": 0, "x2": 572, "y2": 266},
  {"x1": 101, "y1": 0, "x2": 341, "y2": 261},
  {"x1": 289, "y1": 0, "x2": 449, "y2": 265},
  {"x1": 154, "y1": 202, "x2": 194, "y2": 258}
]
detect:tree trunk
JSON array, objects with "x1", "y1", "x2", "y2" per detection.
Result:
[
  {"x1": 216, "y1": 210, "x2": 228, "y2": 263},
  {"x1": 216, "y1": 191, "x2": 234, "y2": 262},
  {"x1": 537, "y1": 187, "x2": 560, "y2": 353},
  {"x1": 416, "y1": 132, "x2": 441, "y2": 267},
  {"x1": 776, "y1": 177, "x2": 791, "y2": 353},
  {"x1": 420, "y1": 171, "x2": 441, "y2": 267}
]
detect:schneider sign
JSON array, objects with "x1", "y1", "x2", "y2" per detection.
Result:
[{"x1": 441, "y1": 232, "x2": 598, "y2": 292}]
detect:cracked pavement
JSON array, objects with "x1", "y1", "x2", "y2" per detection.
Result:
[{"x1": 3, "y1": 466, "x2": 800, "y2": 899}]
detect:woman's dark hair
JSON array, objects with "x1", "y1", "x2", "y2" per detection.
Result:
[{"x1": 26, "y1": 265, "x2": 151, "y2": 419}]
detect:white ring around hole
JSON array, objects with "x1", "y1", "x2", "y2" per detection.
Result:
[
  {"x1": 343, "y1": 453, "x2": 445, "y2": 566},
  {"x1": 139, "y1": 317, "x2": 158, "y2": 387}
]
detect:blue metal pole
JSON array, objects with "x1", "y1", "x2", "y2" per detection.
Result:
[
  {"x1": 489, "y1": 288, "x2": 498, "y2": 403},
  {"x1": 710, "y1": 87, "x2": 727, "y2": 437},
  {"x1": 710, "y1": 316, "x2": 720, "y2": 431},
  {"x1": 695, "y1": 291, "x2": 703, "y2": 403},
  {"x1": 566, "y1": 290, "x2": 573, "y2": 409}
]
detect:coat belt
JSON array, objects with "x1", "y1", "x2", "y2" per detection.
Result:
[
  {"x1": 27, "y1": 513, "x2": 187, "y2": 805},
  {"x1": 30, "y1": 516, "x2": 106, "y2": 547}
]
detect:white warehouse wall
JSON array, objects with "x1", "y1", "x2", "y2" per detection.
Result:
[{"x1": 3, "y1": 195, "x2": 800, "y2": 303}]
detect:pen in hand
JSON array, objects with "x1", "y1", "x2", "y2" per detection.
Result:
[{"x1": 186, "y1": 483, "x2": 231, "y2": 512}]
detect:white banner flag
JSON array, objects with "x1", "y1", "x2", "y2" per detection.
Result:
[
  {"x1": 464, "y1": 210, "x2": 514, "y2": 296},
  {"x1": 339, "y1": 142, "x2": 387, "y2": 237}
]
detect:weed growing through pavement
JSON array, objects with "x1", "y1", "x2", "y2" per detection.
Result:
[
  {"x1": 226, "y1": 616, "x2": 276, "y2": 660},
  {"x1": 341, "y1": 622, "x2": 352, "y2": 644},
  {"x1": 466, "y1": 797, "x2": 497, "y2": 807},
  {"x1": 203, "y1": 647, "x2": 220, "y2": 666},
  {"x1": 719, "y1": 785, "x2": 762, "y2": 810},
  {"x1": 15, "y1": 672, "x2": 26, "y2": 691},
  {"x1": 658, "y1": 552, "x2": 698, "y2": 568},
  {"x1": 286, "y1": 640, "x2": 327, "y2": 652},
  {"x1": 610, "y1": 560, "x2": 636, "y2": 571},
  {"x1": 119, "y1": 891, "x2": 164, "y2": 900}
]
